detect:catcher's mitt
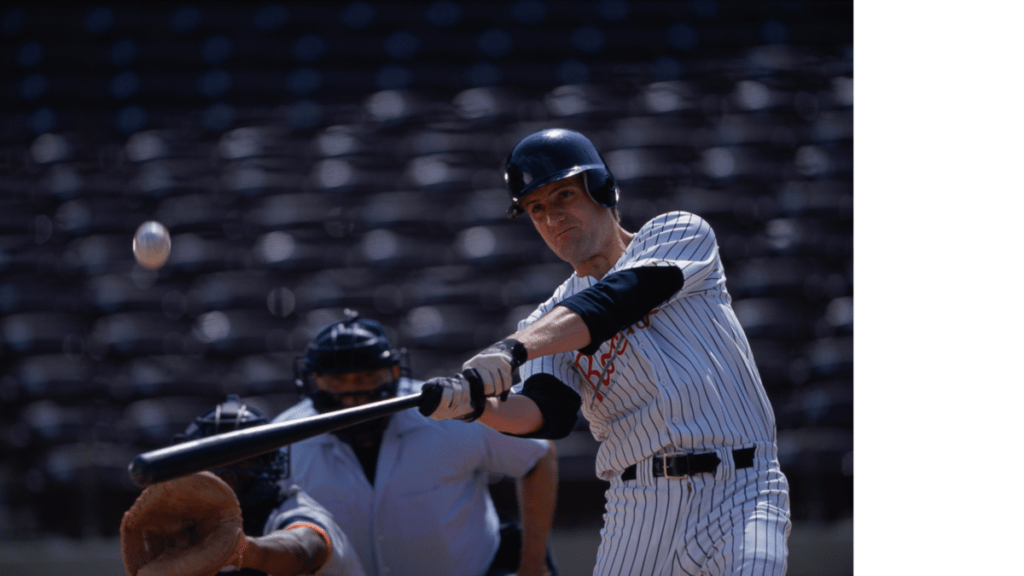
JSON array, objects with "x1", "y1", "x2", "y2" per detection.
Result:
[{"x1": 120, "y1": 471, "x2": 246, "y2": 576}]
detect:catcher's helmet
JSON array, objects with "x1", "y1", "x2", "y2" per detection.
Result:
[
  {"x1": 504, "y1": 128, "x2": 619, "y2": 219},
  {"x1": 176, "y1": 395, "x2": 289, "y2": 481},
  {"x1": 294, "y1": 309, "x2": 405, "y2": 406}
]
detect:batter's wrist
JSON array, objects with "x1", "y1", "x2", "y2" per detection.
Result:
[
  {"x1": 238, "y1": 535, "x2": 258, "y2": 570},
  {"x1": 500, "y1": 337, "x2": 529, "y2": 367}
]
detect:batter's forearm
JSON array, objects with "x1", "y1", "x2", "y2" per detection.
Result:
[
  {"x1": 477, "y1": 394, "x2": 545, "y2": 435},
  {"x1": 514, "y1": 305, "x2": 591, "y2": 360},
  {"x1": 517, "y1": 267, "x2": 684, "y2": 357},
  {"x1": 241, "y1": 526, "x2": 329, "y2": 576}
]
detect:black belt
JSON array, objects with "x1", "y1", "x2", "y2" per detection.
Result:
[{"x1": 621, "y1": 447, "x2": 755, "y2": 481}]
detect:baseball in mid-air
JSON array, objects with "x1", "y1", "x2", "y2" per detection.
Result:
[{"x1": 133, "y1": 221, "x2": 172, "y2": 270}]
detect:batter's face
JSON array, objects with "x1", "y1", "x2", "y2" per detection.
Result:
[
  {"x1": 521, "y1": 175, "x2": 619, "y2": 271},
  {"x1": 314, "y1": 366, "x2": 399, "y2": 409}
]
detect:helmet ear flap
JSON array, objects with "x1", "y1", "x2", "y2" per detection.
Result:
[
  {"x1": 584, "y1": 168, "x2": 619, "y2": 209},
  {"x1": 293, "y1": 356, "x2": 314, "y2": 396}
]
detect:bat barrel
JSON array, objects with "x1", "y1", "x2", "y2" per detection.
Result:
[{"x1": 129, "y1": 393, "x2": 421, "y2": 487}]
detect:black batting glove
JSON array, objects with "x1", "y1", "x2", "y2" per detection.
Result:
[{"x1": 418, "y1": 372, "x2": 485, "y2": 422}]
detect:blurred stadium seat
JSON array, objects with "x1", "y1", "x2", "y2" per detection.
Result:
[
  {"x1": 746, "y1": 338, "x2": 801, "y2": 391},
  {"x1": 2, "y1": 312, "x2": 89, "y2": 357},
  {"x1": 0, "y1": 273, "x2": 79, "y2": 314},
  {"x1": 101, "y1": 355, "x2": 229, "y2": 401},
  {"x1": 729, "y1": 256, "x2": 818, "y2": 299},
  {"x1": 154, "y1": 193, "x2": 234, "y2": 234},
  {"x1": 802, "y1": 335, "x2": 854, "y2": 379},
  {"x1": 23, "y1": 441, "x2": 142, "y2": 537},
  {"x1": 187, "y1": 269, "x2": 282, "y2": 312},
  {"x1": 452, "y1": 222, "x2": 551, "y2": 268},
  {"x1": 290, "y1": 267, "x2": 383, "y2": 312},
  {"x1": 399, "y1": 302, "x2": 502, "y2": 351},
  {"x1": 223, "y1": 353, "x2": 301, "y2": 404},
  {"x1": 187, "y1": 308, "x2": 294, "y2": 356},
  {"x1": 776, "y1": 426, "x2": 853, "y2": 521},
  {"x1": 120, "y1": 396, "x2": 219, "y2": 448},
  {"x1": 6, "y1": 354, "x2": 98, "y2": 403},
  {"x1": 733, "y1": 296, "x2": 815, "y2": 342},
  {"x1": 778, "y1": 379, "x2": 854, "y2": 429},
  {"x1": 14, "y1": 400, "x2": 121, "y2": 448},
  {"x1": 84, "y1": 272, "x2": 186, "y2": 314},
  {"x1": 88, "y1": 311, "x2": 192, "y2": 358}
]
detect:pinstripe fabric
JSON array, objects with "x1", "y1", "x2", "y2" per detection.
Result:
[
  {"x1": 516, "y1": 212, "x2": 790, "y2": 575},
  {"x1": 596, "y1": 450, "x2": 790, "y2": 576}
]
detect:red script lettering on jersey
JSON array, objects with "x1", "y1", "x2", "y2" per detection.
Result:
[{"x1": 573, "y1": 309, "x2": 660, "y2": 402}]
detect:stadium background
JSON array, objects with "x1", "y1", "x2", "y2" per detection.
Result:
[{"x1": 0, "y1": 2, "x2": 852, "y2": 574}]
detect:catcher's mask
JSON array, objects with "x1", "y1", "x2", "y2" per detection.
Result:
[
  {"x1": 293, "y1": 309, "x2": 407, "y2": 413},
  {"x1": 175, "y1": 395, "x2": 289, "y2": 482},
  {"x1": 504, "y1": 128, "x2": 619, "y2": 219}
]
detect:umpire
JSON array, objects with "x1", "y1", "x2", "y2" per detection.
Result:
[{"x1": 276, "y1": 310, "x2": 560, "y2": 576}]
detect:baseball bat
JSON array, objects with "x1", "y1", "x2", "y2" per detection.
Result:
[{"x1": 129, "y1": 392, "x2": 427, "y2": 488}]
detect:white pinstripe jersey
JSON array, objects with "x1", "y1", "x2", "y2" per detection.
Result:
[{"x1": 517, "y1": 211, "x2": 779, "y2": 481}]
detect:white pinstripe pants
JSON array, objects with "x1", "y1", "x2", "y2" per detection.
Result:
[{"x1": 593, "y1": 452, "x2": 791, "y2": 576}]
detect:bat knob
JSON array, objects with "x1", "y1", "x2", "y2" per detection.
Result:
[
  {"x1": 129, "y1": 455, "x2": 155, "y2": 488},
  {"x1": 418, "y1": 382, "x2": 443, "y2": 417}
]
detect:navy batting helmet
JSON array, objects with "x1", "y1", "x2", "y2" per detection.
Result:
[
  {"x1": 504, "y1": 128, "x2": 619, "y2": 219},
  {"x1": 176, "y1": 395, "x2": 289, "y2": 481},
  {"x1": 293, "y1": 309, "x2": 405, "y2": 407}
]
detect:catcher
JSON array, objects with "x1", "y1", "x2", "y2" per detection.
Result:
[{"x1": 120, "y1": 395, "x2": 366, "y2": 576}]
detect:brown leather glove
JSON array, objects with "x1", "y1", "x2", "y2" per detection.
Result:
[{"x1": 120, "y1": 471, "x2": 246, "y2": 576}]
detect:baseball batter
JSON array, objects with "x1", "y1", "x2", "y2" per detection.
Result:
[{"x1": 421, "y1": 128, "x2": 791, "y2": 575}]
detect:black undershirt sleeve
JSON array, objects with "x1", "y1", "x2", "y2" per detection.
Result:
[
  {"x1": 506, "y1": 267, "x2": 683, "y2": 439},
  {"x1": 508, "y1": 373, "x2": 582, "y2": 440},
  {"x1": 558, "y1": 266, "x2": 684, "y2": 356}
]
